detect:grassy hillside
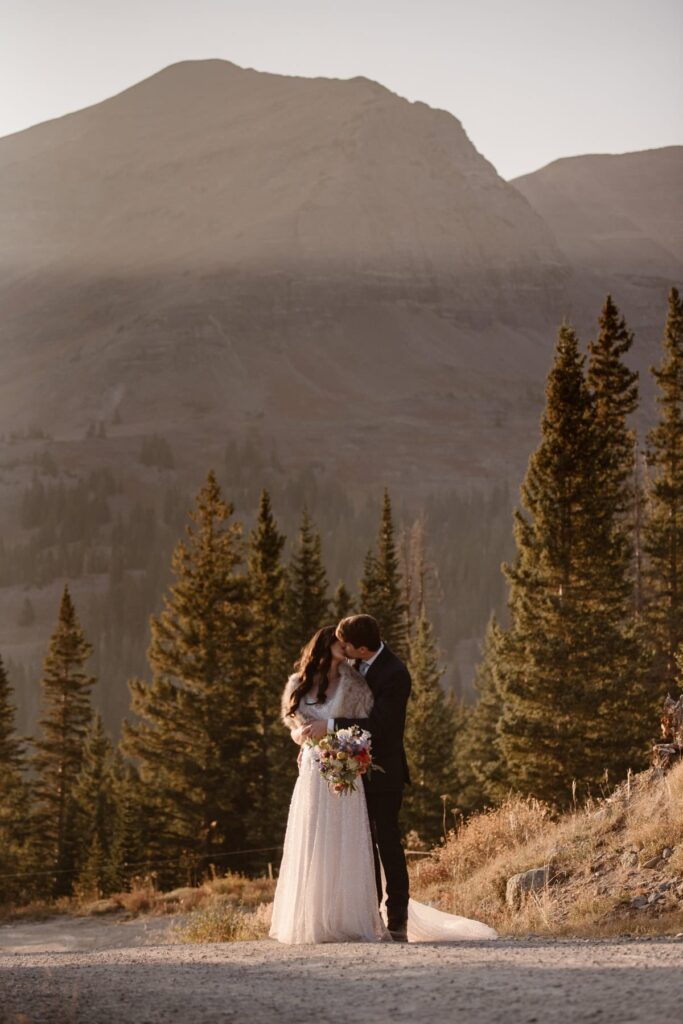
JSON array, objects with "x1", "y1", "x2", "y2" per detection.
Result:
[
  {"x1": 6, "y1": 762, "x2": 681, "y2": 941},
  {"x1": 411, "y1": 760, "x2": 683, "y2": 937}
]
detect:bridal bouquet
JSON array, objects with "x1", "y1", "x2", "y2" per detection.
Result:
[{"x1": 311, "y1": 725, "x2": 384, "y2": 796}]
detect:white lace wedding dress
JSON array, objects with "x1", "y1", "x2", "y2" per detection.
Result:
[
  {"x1": 270, "y1": 682, "x2": 385, "y2": 943},
  {"x1": 270, "y1": 676, "x2": 497, "y2": 944}
]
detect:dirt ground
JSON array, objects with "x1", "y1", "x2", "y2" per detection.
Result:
[{"x1": 1, "y1": 916, "x2": 682, "y2": 1024}]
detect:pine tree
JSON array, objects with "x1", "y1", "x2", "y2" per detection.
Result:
[
  {"x1": 248, "y1": 491, "x2": 286, "y2": 674},
  {"x1": 108, "y1": 757, "x2": 150, "y2": 891},
  {"x1": 284, "y1": 507, "x2": 330, "y2": 664},
  {"x1": 72, "y1": 713, "x2": 117, "y2": 897},
  {"x1": 400, "y1": 515, "x2": 432, "y2": 642},
  {"x1": 403, "y1": 612, "x2": 458, "y2": 843},
  {"x1": 644, "y1": 287, "x2": 683, "y2": 701},
  {"x1": 31, "y1": 585, "x2": 95, "y2": 896},
  {"x1": 246, "y1": 490, "x2": 292, "y2": 841},
  {"x1": 359, "y1": 547, "x2": 378, "y2": 612},
  {"x1": 332, "y1": 581, "x2": 354, "y2": 621},
  {"x1": 455, "y1": 615, "x2": 506, "y2": 812},
  {"x1": 123, "y1": 471, "x2": 255, "y2": 885},
  {"x1": 495, "y1": 325, "x2": 616, "y2": 805},
  {"x1": 0, "y1": 652, "x2": 25, "y2": 803},
  {"x1": 0, "y1": 653, "x2": 30, "y2": 901},
  {"x1": 585, "y1": 295, "x2": 650, "y2": 774},
  {"x1": 359, "y1": 490, "x2": 409, "y2": 657}
]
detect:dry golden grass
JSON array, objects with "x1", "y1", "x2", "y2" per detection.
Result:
[
  {"x1": 113, "y1": 877, "x2": 160, "y2": 917},
  {"x1": 171, "y1": 899, "x2": 272, "y2": 943},
  {"x1": 0, "y1": 871, "x2": 277, "y2": 924},
  {"x1": 203, "y1": 872, "x2": 276, "y2": 908},
  {"x1": 411, "y1": 761, "x2": 683, "y2": 938},
  {"x1": 0, "y1": 896, "x2": 73, "y2": 924},
  {"x1": 107, "y1": 872, "x2": 276, "y2": 919},
  {"x1": 627, "y1": 767, "x2": 683, "y2": 860},
  {"x1": 3, "y1": 769, "x2": 680, "y2": 940}
]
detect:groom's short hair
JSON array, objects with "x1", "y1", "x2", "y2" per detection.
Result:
[{"x1": 337, "y1": 614, "x2": 381, "y2": 651}]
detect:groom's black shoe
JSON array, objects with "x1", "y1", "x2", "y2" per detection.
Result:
[{"x1": 388, "y1": 920, "x2": 408, "y2": 943}]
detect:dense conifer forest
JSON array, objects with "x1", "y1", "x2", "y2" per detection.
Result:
[{"x1": 1, "y1": 289, "x2": 682, "y2": 903}]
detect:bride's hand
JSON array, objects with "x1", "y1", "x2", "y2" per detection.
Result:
[
  {"x1": 305, "y1": 720, "x2": 328, "y2": 741},
  {"x1": 291, "y1": 725, "x2": 306, "y2": 745}
]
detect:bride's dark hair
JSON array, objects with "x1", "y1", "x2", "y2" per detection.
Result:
[{"x1": 286, "y1": 625, "x2": 339, "y2": 717}]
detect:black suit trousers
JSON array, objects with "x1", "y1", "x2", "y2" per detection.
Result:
[{"x1": 364, "y1": 787, "x2": 409, "y2": 925}]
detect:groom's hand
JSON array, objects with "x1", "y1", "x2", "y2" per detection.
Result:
[{"x1": 304, "y1": 720, "x2": 328, "y2": 741}]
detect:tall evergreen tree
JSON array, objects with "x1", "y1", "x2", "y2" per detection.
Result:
[
  {"x1": 403, "y1": 611, "x2": 458, "y2": 843},
  {"x1": 248, "y1": 490, "x2": 286, "y2": 679},
  {"x1": 0, "y1": 653, "x2": 30, "y2": 902},
  {"x1": 455, "y1": 615, "x2": 507, "y2": 812},
  {"x1": 0, "y1": 652, "x2": 25, "y2": 805},
  {"x1": 123, "y1": 471, "x2": 255, "y2": 885},
  {"x1": 400, "y1": 515, "x2": 432, "y2": 642},
  {"x1": 587, "y1": 295, "x2": 639, "y2": 470},
  {"x1": 586, "y1": 295, "x2": 650, "y2": 773},
  {"x1": 496, "y1": 325, "x2": 618, "y2": 805},
  {"x1": 332, "y1": 581, "x2": 354, "y2": 621},
  {"x1": 284, "y1": 507, "x2": 330, "y2": 664},
  {"x1": 246, "y1": 490, "x2": 292, "y2": 841},
  {"x1": 72, "y1": 713, "x2": 117, "y2": 897},
  {"x1": 108, "y1": 756, "x2": 151, "y2": 891},
  {"x1": 359, "y1": 490, "x2": 409, "y2": 657},
  {"x1": 644, "y1": 287, "x2": 683, "y2": 701},
  {"x1": 31, "y1": 585, "x2": 95, "y2": 896}
]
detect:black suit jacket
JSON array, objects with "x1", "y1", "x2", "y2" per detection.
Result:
[{"x1": 334, "y1": 643, "x2": 411, "y2": 793}]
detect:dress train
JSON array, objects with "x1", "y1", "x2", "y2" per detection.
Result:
[{"x1": 270, "y1": 675, "x2": 496, "y2": 944}]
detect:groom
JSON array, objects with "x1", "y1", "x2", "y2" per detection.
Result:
[{"x1": 305, "y1": 614, "x2": 412, "y2": 942}]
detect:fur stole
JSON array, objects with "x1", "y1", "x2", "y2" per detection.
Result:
[{"x1": 280, "y1": 660, "x2": 373, "y2": 731}]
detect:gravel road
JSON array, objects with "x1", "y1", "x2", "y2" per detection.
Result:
[{"x1": 1, "y1": 924, "x2": 682, "y2": 1024}]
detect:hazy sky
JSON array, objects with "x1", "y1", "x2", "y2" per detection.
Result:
[{"x1": 1, "y1": 0, "x2": 681, "y2": 179}]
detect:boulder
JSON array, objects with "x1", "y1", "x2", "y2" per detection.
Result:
[{"x1": 506, "y1": 866, "x2": 551, "y2": 908}]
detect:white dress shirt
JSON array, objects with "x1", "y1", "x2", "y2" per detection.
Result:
[{"x1": 358, "y1": 641, "x2": 384, "y2": 676}]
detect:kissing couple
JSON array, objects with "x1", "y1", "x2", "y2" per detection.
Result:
[{"x1": 269, "y1": 614, "x2": 497, "y2": 944}]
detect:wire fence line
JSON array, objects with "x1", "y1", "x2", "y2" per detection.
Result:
[
  {"x1": 0, "y1": 845, "x2": 284, "y2": 882},
  {"x1": 1, "y1": 846, "x2": 433, "y2": 882}
]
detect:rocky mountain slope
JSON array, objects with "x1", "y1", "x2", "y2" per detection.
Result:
[
  {"x1": 1, "y1": 58, "x2": 573, "y2": 493},
  {"x1": 0, "y1": 60, "x2": 680, "y2": 730},
  {"x1": 1, "y1": 62, "x2": 678, "y2": 491},
  {"x1": 513, "y1": 147, "x2": 682, "y2": 279},
  {"x1": 513, "y1": 147, "x2": 683, "y2": 358}
]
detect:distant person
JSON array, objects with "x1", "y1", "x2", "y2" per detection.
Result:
[{"x1": 269, "y1": 614, "x2": 497, "y2": 944}]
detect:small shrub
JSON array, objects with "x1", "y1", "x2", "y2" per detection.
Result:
[
  {"x1": 203, "y1": 872, "x2": 276, "y2": 908},
  {"x1": 172, "y1": 899, "x2": 271, "y2": 943},
  {"x1": 114, "y1": 878, "x2": 158, "y2": 917}
]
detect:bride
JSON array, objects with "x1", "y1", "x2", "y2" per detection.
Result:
[{"x1": 269, "y1": 624, "x2": 497, "y2": 944}]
